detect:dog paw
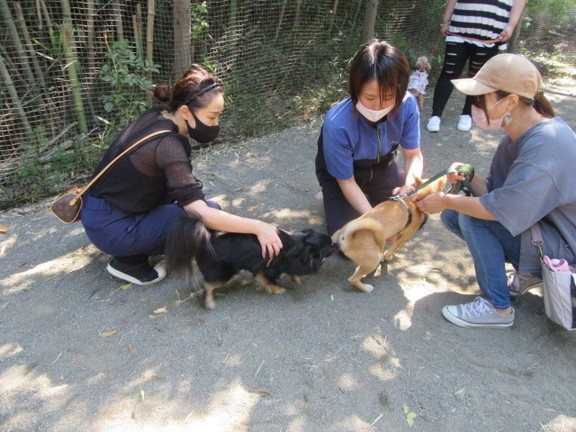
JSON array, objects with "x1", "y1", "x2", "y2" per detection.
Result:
[
  {"x1": 204, "y1": 300, "x2": 216, "y2": 310},
  {"x1": 353, "y1": 283, "x2": 374, "y2": 293},
  {"x1": 290, "y1": 275, "x2": 301, "y2": 284},
  {"x1": 264, "y1": 284, "x2": 286, "y2": 295},
  {"x1": 373, "y1": 264, "x2": 382, "y2": 277},
  {"x1": 382, "y1": 253, "x2": 394, "y2": 262}
]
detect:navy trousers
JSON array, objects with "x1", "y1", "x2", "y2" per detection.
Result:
[{"x1": 81, "y1": 193, "x2": 219, "y2": 259}]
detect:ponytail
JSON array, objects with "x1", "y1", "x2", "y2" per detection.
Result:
[{"x1": 532, "y1": 90, "x2": 555, "y2": 118}]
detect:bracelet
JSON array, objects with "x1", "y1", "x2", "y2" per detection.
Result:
[{"x1": 440, "y1": 22, "x2": 450, "y2": 27}]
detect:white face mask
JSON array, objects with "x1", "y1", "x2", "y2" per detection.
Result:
[{"x1": 356, "y1": 101, "x2": 394, "y2": 122}]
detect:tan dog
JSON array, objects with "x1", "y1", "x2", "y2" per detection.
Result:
[{"x1": 331, "y1": 176, "x2": 447, "y2": 293}]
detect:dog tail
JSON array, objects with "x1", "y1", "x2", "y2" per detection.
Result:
[
  {"x1": 165, "y1": 212, "x2": 212, "y2": 276},
  {"x1": 334, "y1": 218, "x2": 387, "y2": 251}
]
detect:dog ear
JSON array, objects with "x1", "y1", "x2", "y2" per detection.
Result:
[
  {"x1": 303, "y1": 229, "x2": 326, "y2": 250},
  {"x1": 304, "y1": 230, "x2": 335, "y2": 260}
]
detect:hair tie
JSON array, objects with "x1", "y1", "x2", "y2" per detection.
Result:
[{"x1": 534, "y1": 89, "x2": 544, "y2": 100}]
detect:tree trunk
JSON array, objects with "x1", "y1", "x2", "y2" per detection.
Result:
[
  {"x1": 146, "y1": 0, "x2": 156, "y2": 81},
  {"x1": 362, "y1": 0, "x2": 379, "y2": 44},
  {"x1": 14, "y1": 2, "x2": 45, "y2": 88},
  {"x1": 229, "y1": 0, "x2": 237, "y2": 27},
  {"x1": 61, "y1": 0, "x2": 88, "y2": 134},
  {"x1": 113, "y1": 0, "x2": 124, "y2": 41},
  {"x1": 0, "y1": 0, "x2": 35, "y2": 83},
  {"x1": 506, "y1": 8, "x2": 525, "y2": 52},
  {"x1": 173, "y1": 0, "x2": 191, "y2": 80},
  {"x1": 0, "y1": 53, "x2": 34, "y2": 141},
  {"x1": 133, "y1": 4, "x2": 143, "y2": 58},
  {"x1": 274, "y1": 0, "x2": 288, "y2": 44},
  {"x1": 329, "y1": 0, "x2": 339, "y2": 31}
]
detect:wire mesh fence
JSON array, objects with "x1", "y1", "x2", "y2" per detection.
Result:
[{"x1": 1, "y1": 0, "x2": 575, "y2": 208}]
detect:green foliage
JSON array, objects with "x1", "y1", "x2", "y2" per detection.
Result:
[
  {"x1": 98, "y1": 40, "x2": 161, "y2": 128},
  {"x1": 2, "y1": 0, "x2": 576, "y2": 209},
  {"x1": 192, "y1": 1, "x2": 210, "y2": 38},
  {"x1": 0, "y1": 126, "x2": 104, "y2": 209},
  {"x1": 528, "y1": 0, "x2": 576, "y2": 21},
  {"x1": 220, "y1": 33, "x2": 354, "y2": 138}
]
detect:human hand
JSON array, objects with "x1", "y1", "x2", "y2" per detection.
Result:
[
  {"x1": 498, "y1": 25, "x2": 514, "y2": 42},
  {"x1": 447, "y1": 162, "x2": 470, "y2": 184},
  {"x1": 440, "y1": 22, "x2": 450, "y2": 36},
  {"x1": 392, "y1": 184, "x2": 415, "y2": 197},
  {"x1": 412, "y1": 192, "x2": 447, "y2": 214},
  {"x1": 256, "y1": 222, "x2": 283, "y2": 259}
]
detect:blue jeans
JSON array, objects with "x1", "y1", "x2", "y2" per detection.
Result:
[{"x1": 441, "y1": 210, "x2": 521, "y2": 309}]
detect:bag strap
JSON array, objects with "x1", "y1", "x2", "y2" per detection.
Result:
[
  {"x1": 71, "y1": 129, "x2": 172, "y2": 204},
  {"x1": 530, "y1": 223, "x2": 545, "y2": 260}
]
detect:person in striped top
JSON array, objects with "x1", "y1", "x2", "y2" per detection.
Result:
[{"x1": 426, "y1": 0, "x2": 525, "y2": 133}]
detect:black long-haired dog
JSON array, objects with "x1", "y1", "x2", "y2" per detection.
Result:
[{"x1": 165, "y1": 214, "x2": 334, "y2": 309}]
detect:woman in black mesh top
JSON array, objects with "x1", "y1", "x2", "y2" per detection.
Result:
[{"x1": 81, "y1": 65, "x2": 283, "y2": 285}]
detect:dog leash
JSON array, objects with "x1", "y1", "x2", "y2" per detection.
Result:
[
  {"x1": 390, "y1": 164, "x2": 475, "y2": 201},
  {"x1": 447, "y1": 163, "x2": 475, "y2": 196},
  {"x1": 390, "y1": 168, "x2": 453, "y2": 201}
]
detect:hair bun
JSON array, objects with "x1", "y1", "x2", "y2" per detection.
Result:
[{"x1": 153, "y1": 84, "x2": 172, "y2": 103}]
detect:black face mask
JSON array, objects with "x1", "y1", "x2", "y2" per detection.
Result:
[{"x1": 186, "y1": 112, "x2": 220, "y2": 144}]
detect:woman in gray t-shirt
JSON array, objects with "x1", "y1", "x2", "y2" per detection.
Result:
[{"x1": 412, "y1": 54, "x2": 576, "y2": 329}]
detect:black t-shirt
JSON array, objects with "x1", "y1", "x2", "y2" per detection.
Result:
[{"x1": 90, "y1": 107, "x2": 205, "y2": 213}]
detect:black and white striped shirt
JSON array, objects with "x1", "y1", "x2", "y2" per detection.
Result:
[{"x1": 447, "y1": 0, "x2": 513, "y2": 47}]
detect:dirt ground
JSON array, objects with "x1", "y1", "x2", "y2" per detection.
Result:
[{"x1": 1, "y1": 78, "x2": 576, "y2": 432}]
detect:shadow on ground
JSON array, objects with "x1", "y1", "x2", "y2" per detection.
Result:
[{"x1": 1, "y1": 83, "x2": 576, "y2": 432}]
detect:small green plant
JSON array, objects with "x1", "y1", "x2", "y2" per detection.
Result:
[{"x1": 98, "y1": 39, "x2": 161, "y2": 128}]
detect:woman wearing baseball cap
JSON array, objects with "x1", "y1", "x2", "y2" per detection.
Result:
[{"x1": 412, "y1": 53, "x2": 576, "y2": 329}]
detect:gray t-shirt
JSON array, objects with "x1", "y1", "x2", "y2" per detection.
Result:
[{"x1": 479, "y1": 117, "x2": 576, "y2": 273}]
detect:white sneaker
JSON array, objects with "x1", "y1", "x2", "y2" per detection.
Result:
[
  {"x1": 457, "y1": 115, "x2": 472, "y2": 131},
  {"x1": 426, "y1": 116, "x2": 441, "y2": 132}
]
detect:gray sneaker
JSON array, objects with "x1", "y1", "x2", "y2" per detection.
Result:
[
  {"x1": 442, "y1": 297, "x2": 514, "y2": 328},
  {"x1": 508, "y1": 272, "x2": 542, "y2": 296}
]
